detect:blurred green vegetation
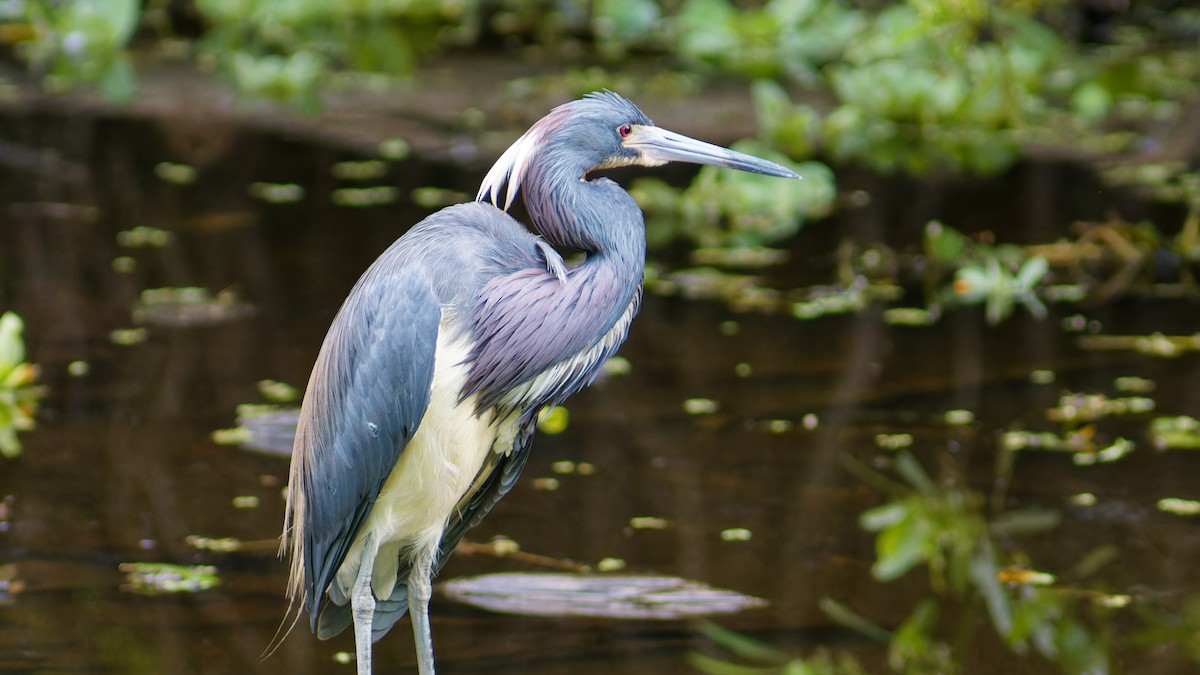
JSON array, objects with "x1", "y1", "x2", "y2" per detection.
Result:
[
  {"x1": 3, "y1": 0, "x2": 1198, "y2": 248},
  {"x1": 0, "y1": 311, "x2": 42, "y2": 458},
  {"x1": 692, "y1": 447, "x2": 1198, "y2": 674}
]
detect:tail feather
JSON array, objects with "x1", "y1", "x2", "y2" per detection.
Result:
[{"x1": 315, "y1": 582, "x2": 411, "y2": 641}]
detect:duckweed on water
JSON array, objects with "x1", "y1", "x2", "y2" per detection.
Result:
[
  {"x1": 882, "y1": 306, "x2": 938, "y2": 326},
  {"x1": 153, "y1": 162, "x2": 197, "y2": 185},
  {"x1": 1070, "y1": 493, "x2": 1098, "y2": 507},
  {"x1": 134, "y1": 287, "x2": 254, "y2": 327},
  {"x1": 1003, "y1": 428, "x2": 1137, "y2": 466},
  {"x1": 213, "y1": 404, "x2": 300, "y2": 456},
  {"x1": 378, "y1": 138, "x2": 411, "y2": 161},
  {"x1": 330, "y1": 160, "x2": 388, "y2": 181},
  {"x1": 690, "y1": 246, "x2": 790, "y2": 269},
  {"x1": 874, "y1": 433, "x2": 913, "y2": 451},
  {"x1": 1157, "y1": 498, "x2": 1200, "y2": 516},
  {"x1": 943, "y1": 409, "x2": 975, "y2": 426},
  {"x1": 331, "y1": 186, "x2": 399, "y2": 207},
  {"x1": 720, "y1": 528, "x2": 752, "y2": 542},
  {"x1": 1002, "y1": 429, "x2": 1092, "y2": 453},
  {"x1": 231, "y1": 495, "x2": 259, "y2": 509},
  {"x1": 629, "y1": 516, "x2": 668, "y2": 530},
  {"x1": 1150, "y1": 416, "x2": 1200, "y2": 450},
  {"x1": 551, "y1": 460, "x2": 594, "y2": 475},
  {"x1": 1072, "y1": 438, "x2": 1136, "y2": 465},
  {"x1": 1113, "y1": 376, "x2": 1156, "y2": 394},
  {"x1": 596, "y1": 557, "x2": 626, "y2": 572},
  {"x1": 411, "y1": 187, "x2": 471, "y2": 209},
  {"x1": 1029, "y1": 369, "x2": 1056, "y2": 384},
  {"x1": 536, "y1": 406, "x2": 569, "y2": 435},
  {"x1": 531, "y1": 478, "x2": 559, "y2": 491},
  {"x1": 111, "y1": 256, "x2": 136, "y2": 273},
  {"x1": 766, "y1": 419, "x2": 792, "y2": 434},
  {"x1": 248, "y1": 182, "x2": 304, "y2": 204},
  {"x1": 599, "y1": 356, "x2": 631, "y2": 377},
  {"x1": 683, "y1": 398, "x2": 718, "y2": 415},
  {"x1": 256, "y1": 379, "x2": 299, "y2": 403},
  {"x1": 116, "y1": 226, "x2": 172, "y2": 248},
  {"x1": 119, "y1": 563, "x2": 219, "y2": 595},
  {"x1": 1046, "y1": 392, "x2": 1155, "y2": 423},
  {"x1": 1077, "y1": 332, "x2": 1200, "y2": 358},
  {"x1": 185, "y1": 535, "x2": 242, "y2": 553}
]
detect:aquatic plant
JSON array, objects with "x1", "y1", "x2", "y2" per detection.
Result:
[
  {"x1": 118, "y1": 562, "x2": 220, "y2": 595},
  {"x1": 632, "y1": 144, "x2": 834, "y2": 249},
  {"x1": 8, "y1": 0, "x2": 139, "y2": 101},
  {"x1": 693, "y1": 452, "x2": 1135, "y2": 674},
  {"x1": 0, "y1": 312, "x2": 42, "y2": 459}
]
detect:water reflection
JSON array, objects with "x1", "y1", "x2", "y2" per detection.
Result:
[{"x1": 0, "y1": 109, "x2": 1198, "y2": 674}]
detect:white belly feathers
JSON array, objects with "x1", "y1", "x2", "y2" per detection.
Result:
[{"x1": 334, "y1": 321, "x2": 520, "y2": 602}]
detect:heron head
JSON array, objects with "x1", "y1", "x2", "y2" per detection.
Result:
[{"x1": 478, "y1": 91, "x2": 799, "y2": 211}]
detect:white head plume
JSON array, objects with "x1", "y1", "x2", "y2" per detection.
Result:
[{"x1": 476, "y1": 124, "x2": 547, "y2": 212}]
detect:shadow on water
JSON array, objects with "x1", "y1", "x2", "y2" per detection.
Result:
[{"x1": 1, "y1": 106, "x2": 1199, "y2": 674}]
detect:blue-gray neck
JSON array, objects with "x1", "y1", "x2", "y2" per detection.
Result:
[
  {"x1": 522, "y1": 152, "x2": 646, "y2": 290},
  {"x1": 461, "y1": 151, "x2": 648, "y2": 417}
]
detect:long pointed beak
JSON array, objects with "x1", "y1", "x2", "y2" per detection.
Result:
[{"x1": 623, "y1": 125, "x2": 801, "y2": 179}]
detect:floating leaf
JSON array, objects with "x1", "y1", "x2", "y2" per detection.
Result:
[
  {"x1": 134, "y1": 287, "x2": 254, "y2": 327},
  {"x1": 442, "y1": 573, "x2": 766, "y2": 619},
  {"x1": 720, "y1": 528, "x2": 752, "y2": 542},
  {"x1": 257, "y1": 379, "x2": 299, "y2": 403},
  {"x1": 214, "y1": 405, "x2": 299, "y2": 456},
  {"x1": 536, "y1": 406, "x2": 569, "y2": 435},
  {"x1": 684, "y1": 398, "x2": 719, "y2": 415},
  {"x1": 630, "y1": 516, "x2": 668, "y2": 530},
  {"x1": 119, "y1": 563, "x2": 219, "y2": 595},
  {"x1": 1157, "y1": 498, "x2": 1200, "y2": 516}
]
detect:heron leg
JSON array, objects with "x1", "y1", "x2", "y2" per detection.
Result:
[
  {"x1": 408, "y1": 546, "x2": 437, "y2": 675},
  {"x1": 351, "y1": 531, "x2": 377, "y2": 675}
]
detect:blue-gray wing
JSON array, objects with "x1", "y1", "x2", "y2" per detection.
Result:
[
  {"x1": 465, "y1": 267, "x2": 640, "y2": 417},
  {"x1": 284, "y1": 256, "x2": 440, "y2": 632}
]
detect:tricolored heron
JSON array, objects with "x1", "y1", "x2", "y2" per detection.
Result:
[{"x1": 280, "y1": 91, "x2": 799, "y2": 674}]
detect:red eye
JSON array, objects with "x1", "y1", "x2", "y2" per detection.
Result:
[{"x1": 618, "y1": 123, "x2": 633, "y2": 138}]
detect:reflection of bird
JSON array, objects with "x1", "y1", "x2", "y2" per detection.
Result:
[{"x1": 280, "y1": 91, "x2": 800, "y2": 674}]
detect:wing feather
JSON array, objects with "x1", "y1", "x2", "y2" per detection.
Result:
[{"x1": 283, "y1": 258, "x2": 441, "y2": 633}]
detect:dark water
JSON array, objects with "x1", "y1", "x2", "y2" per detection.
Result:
[{"x1": 2, "y1": 107, "x2": 1199, "y2": 674}]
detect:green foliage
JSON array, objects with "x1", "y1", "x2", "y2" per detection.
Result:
[
  {"x1": 632, "y1": 142, "x2": 834, "y2": 248},
  {"x1": 675, "y1": 0, "x2": 865, "y2": 82},
  {"x1": 594, "y1": 0, "x2": 662, "y2": 57},
  {"x1": 730, "y1": 1, "x2": 1078, "y2": 174},
  {"x1": 852, "y1": 452, "x2": 1116, "y2": 673},
  {"x1": 3, "y1": 0, "x2": 477, "y2": 104},
  {"x1": 11, "y1": 0, "x2": 139, "y2": 101},
  {"x1": 194, "y1": 0, "x2": 467, "y2": 108},
  {"x1": 691, "y1": 621, "x2": 869, "y2": 675},
  {"x1": 860, "y1": 454, "x2": 987, "y2": 590},
  {"x1": 664, "y1": 0, "x2": 1199, "y2": 177},
  {"x1": 0, "y1": 312, "x2": 43, "y2": 458},
  {"x1": 695, "y1": 449, "x2": 1132, "y2": 674},
  {"x1": 119, "y1": 562, "x2": 220, "y2": 594},
  {"x1": 5, "y1": 0, "x2": 1198, "y2": 193},
  {"x1": 925, "y1": 221, "x2": 1049, "y2": 324}
]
